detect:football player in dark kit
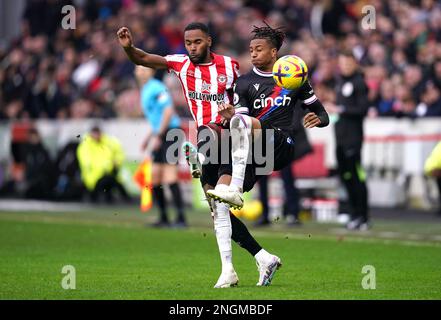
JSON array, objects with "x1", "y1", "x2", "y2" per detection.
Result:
[
  {"x1": 202, "y1": 24, "x2": 329, "y2": 285},
  {"x1": 207, "y1": 24, "x2": 329, "y2": 212}
]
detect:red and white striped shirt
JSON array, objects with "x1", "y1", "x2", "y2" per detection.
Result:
[{"x1": 165, "y1": 52, "x2": 239, "y2": 127}]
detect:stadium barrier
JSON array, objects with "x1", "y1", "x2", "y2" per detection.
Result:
[{"x1": 0, "y1": 118, "x2": 440, "y2": 209}]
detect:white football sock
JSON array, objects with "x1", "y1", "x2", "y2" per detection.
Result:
[
  {"x1": 255, "y1": 249, "x2": 272, "y2": 265},
  {"x1": 230, "y1": 114, "x2": 252, "y2": 191},
  {"x1": 212, "y1": 200, "x2": 233, "y2": 272},
  {"x1": 197, "y1": 152, "x2": 205, "y2": 166}
]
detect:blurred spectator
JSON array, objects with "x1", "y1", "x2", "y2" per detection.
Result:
[
  {"x1": 432, "y1": 59, "x2": 441, "y2": 89},
  {"x1": 23, "y1": 127, "x2": 56, "y2": 199},
  {"x1": 403, "y1": 65, "x2": 426, "y2": 103},
  {"x1": 70, "y1": 99, "x2": 95, "y2": 118},
  {"x1": 376, "y1": 79, "x2": 395, "y2": 116},
  {"x1": 401, "y1": 97, "x2": 418, "y2": 118},
  {"x1": 54, "y1": 141, "x2": 85, "y2": 201},
  {"x1": 0, "y1": 127, "x2": 41, "y2": 198},
  {"x1": 415, "y1": 81, "x2": 441, "y2": 117},
  {"x1": 76, "y1": 126, "x2": 130, "y2": 203},
  {"x1": 0, "y1": 0, "x2": 440, "y2": 120}
]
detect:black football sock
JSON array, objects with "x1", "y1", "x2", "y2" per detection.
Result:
[
  {"x1": 168, "y1": 183, "x2": 185, "y2": 223},
  {"x1": 258, "y1": 176, "x2": 270, "y2": 222},
  {"x1": 230, "y1": 212, "x2": 262, "y2": 256},
  {"x1": 152, "y1": 185, "x2": 168, "y2": 223}
]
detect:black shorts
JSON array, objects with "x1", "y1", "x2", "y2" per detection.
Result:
[
  {"x1": 152, "y1": 128, "x2": 181, "y2": 164},
  {"x1": 197, "y1": 123, "x2": 225, "y2": 188},
  {"x1": 197, "y1": 122, "x2": 295, "y2": 192},
  {"x1": 219, "y1": 123, "x2": 295, "y2": 192}
]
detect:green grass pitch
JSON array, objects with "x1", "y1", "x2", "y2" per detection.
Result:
[{"x1": 0, "y1": 207, "x2": 440, "y2": 299}]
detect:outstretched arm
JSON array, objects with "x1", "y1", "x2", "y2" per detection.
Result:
[
  {"x1": 303, "y1": 99, "x2": 329, "y2": 128},
  {"x1": 117, "y1": 27, "x2": 168, "y2": 69}
]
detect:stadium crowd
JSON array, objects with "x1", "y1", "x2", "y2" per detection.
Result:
[{"x1": 1, "y1": 0, "x2": 441, "y2": 121}]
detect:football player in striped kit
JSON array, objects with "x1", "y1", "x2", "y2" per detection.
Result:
[{"x1": 118, "y1": 22, "x2": 280, "y2": 288}]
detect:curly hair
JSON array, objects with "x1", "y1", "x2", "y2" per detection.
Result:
[
  {"x1": 184, "y1": 22, "x2": 210, "y2": 35},
  {"x1": 251, "y1": 22, "x2": 286, "y2": 51}
]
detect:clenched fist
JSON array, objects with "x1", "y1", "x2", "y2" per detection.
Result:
[{"x1": 117, "y1": 27, "x2": 133, "y2": 48}]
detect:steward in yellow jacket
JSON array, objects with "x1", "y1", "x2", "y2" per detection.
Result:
[
  {"x1": 77, "y1": 126, "x2": 129, "y2": 202},
  {"x1": 424, "y1": 141, "x2": 441, "y2": 216}
]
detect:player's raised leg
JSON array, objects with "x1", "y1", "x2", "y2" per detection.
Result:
[{"x1": 207, "y1": 114, "x2": 261, "y2": 209}]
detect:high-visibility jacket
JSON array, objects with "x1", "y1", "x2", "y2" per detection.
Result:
[
  {"x1": 425, "y1": 141, "x2": 441, "y2": 176},
  {"x1": 77, "y1": 133, "x2": 125, "y2": 190}
]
